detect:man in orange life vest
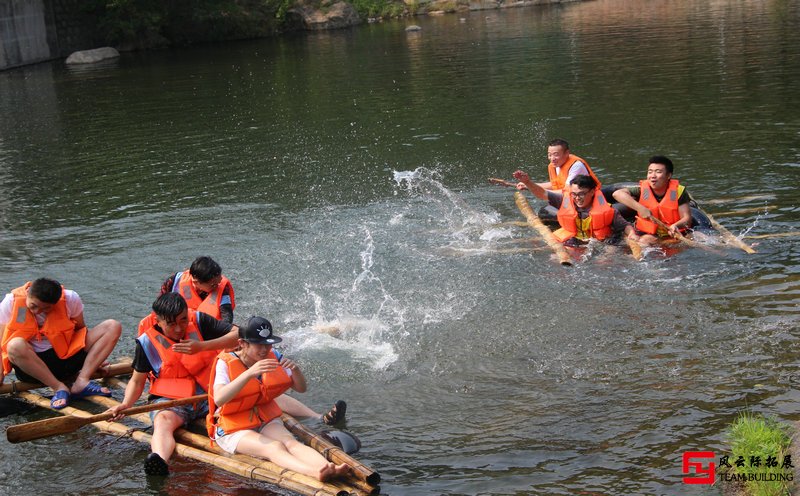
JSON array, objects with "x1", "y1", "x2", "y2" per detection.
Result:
[
  {"x1": 106, "y1": 292, "x2": 240, "y2": 476},
  {"x1": 137, "y1": 256, "x2": 235, "y2": 335},
  {"x1": 612, "y1": 155, "x2": 693, "y2": 246},
  {"x1": 516, "y1": 138, "x2": 602, "y2": 192},
  {"x1": 142, "y1": 256, "x2": 347, "y2": 428},
  {"x1": 514, "y1": 173, "x2": 639, "y2": 246},
  {"x1": 0, "y1": 278, "x2": 122, "y2": 410}
]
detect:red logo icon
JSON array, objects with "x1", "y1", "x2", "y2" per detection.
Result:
[{"x1": 683, "y1": 451, "x2": 716, "y2": 484}]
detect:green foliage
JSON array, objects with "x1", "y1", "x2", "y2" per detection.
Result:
[
  {"x1": 727, "y1": 412, "x2": 793, "y2": 496},
  {"x1": 350, "y1": 0, "x2": 405, "y2": 19},
  {"x1": 83, "y1": 0, "x2": 284, "y2": 47}
]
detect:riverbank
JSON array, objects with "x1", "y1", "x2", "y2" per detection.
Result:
[{"x1": 0, "y1": 0, "x2": 584, "y2": 70}]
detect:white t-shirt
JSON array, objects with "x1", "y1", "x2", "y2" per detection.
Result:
[
  {"x1": 554, "y1": 160, "x2": 589, "y2": 186},
  {"x1": 0, "y1": 290, "x2": 84, "y2": 353}
]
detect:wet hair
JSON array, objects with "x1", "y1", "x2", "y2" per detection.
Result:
[
  {"x1": 571, "y1": 174, "x2": 597, "y2": 190},
  {"x1": 548, "y1": 138, "x2": 570, "y2": 150},
  {"x1": 649, "y1": 155, "x2": 674, "y2": 174},
  {"x1": 29, "y1": 278, "x2": 62, "y2": 304},
  {"x1": 152, "y1": 292, "x2": 188, "y2": 321},
  {"x1": 189, "y1": 256, "x2": 222, "y2": 283}
]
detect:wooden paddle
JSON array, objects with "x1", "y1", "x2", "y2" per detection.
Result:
[
  {"x1": 645, "y1": 215, "x2": 709, "y2": 250},
  {"x1": 6, "y1": 394, "x2": 206, "y2": 443}
]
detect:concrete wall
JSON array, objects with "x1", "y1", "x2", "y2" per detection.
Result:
[
  {"x1": 0, "y1": 0, "x2": 52, "y2": 70},
  {"x1": 0, "y1": 0, "x2": 95, "y2": 71}
]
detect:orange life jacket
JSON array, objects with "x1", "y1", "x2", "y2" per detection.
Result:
[
  {"x1": 635, "y1": 179, "x2": 683, "y2": 235},
  {"x1": 548, "y1": 154, "x2": 602, "y2": 191},
  {"x1": 1, "y1": 283, "x2": 86, "y2": 374},
  {"x1": 137, "y1": 311, "x2": 218, "y2": 398},
  {"x1": 136, "y1": 271, "x2": 236, "y2": 336},
  {"x1": 206, "y1": 350, "x2": 293, "y2": 438},
  {"x1": 174, "y1": 271, "x2": 235, "y2": 320},
  {"x1": 553, "y1": 190, "x2": 616, "y2": 243}
]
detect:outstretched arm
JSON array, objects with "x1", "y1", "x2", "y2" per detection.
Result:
[
  {"x1": 107, "y1": 370, "x2": 148, "y2": 419},
  {"x1": 513, "y1": 170, "x2": 549, "y2": 200}
]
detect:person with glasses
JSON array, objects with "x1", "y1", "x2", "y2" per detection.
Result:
[
  {"x1": 515, "y1": 138, "x2": 602, "y2": 192},
  {"x1": 514, "y1": 172, "x2": 638, "y2": 246},
  {"x1": 611, "y1": 156, "x2": 694, "y2": 246}
]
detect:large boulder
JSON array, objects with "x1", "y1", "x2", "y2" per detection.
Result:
[
  {"x1": 287, "y1": 1, "x2": 361, "y2": 31},
  {"x1": 65, "y1": 47, "x2": 120, "y2": 65}
]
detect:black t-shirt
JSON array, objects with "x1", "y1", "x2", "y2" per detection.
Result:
[{"x1": 132, "y1": 311, "x2": 233, "y2": 374}]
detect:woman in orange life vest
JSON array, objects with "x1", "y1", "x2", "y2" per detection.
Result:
[
  {"x1": 106, "y1": 292, "x2": 240, "y2": 476},
  {"x1": 207, "y1": 316, "x2": 351, "y2": 482},
  {"x1": 612, "y1": 155, "x2": 694, "y2": 246},
  {"x1": 514, "y1": 173, "x2": 639, "y2": 246},
  {"x1": 0, "y1": 278, "x2": 121, "y2": 410},
  {"x1": 514, "y1": 138, "x2": 602, "y2": 192}
]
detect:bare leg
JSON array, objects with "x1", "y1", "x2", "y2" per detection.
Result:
[
  {"x1": 71, "y1": 319, "x2": 121, "y2": 394},
  {"x1": 6, "y1": 337, "x2": 68, "y2": 394},
  {"x1": 235, "y1": 422, "x2": 336, "y2": 481},
  {"x1": 151, "y1": 410, "x2": 185, "y2": 462},
  {"x1": 274, "y1": 394, "x2": 321, "y2": 420}
]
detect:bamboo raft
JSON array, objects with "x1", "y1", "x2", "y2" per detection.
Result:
[{"x1": 3, "y1": 364, "x2": 380, "y2": 496}]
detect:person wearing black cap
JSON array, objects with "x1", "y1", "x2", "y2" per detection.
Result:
[{"x1": 207, "y1": 316, "x2": 351, "y2": 481}]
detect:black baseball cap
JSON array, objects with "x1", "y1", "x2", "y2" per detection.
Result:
[{"x1": 239, "y1": 316, "x2": 282, "y2": 345}]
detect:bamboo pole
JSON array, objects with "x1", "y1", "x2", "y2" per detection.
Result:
[
  {"x1": 282, "y1": 413, "x2": 381, "y2": 487},
  {"x1": 701, "y1": 194, "x2": 775, "y2": 205},
  {"x1": 16, "y1": 391, "x2": 355, "y2": 496},
  {"x1": 744, "y1": 231, "x2": 800, "y2": 240},
  {"x1": 701, "y1": 210, "x2": 756, "y2": 254},
  {"x1": 713, "y1": 206, "x2": 777, "y2": 217},
  {"x1": 514, "y1": 191, "x2": 572, "y2": 266},
  {"x1": 85, "y1": 386, "x2": 378, "y2": 495},
  {"x1": 1, "y1": 361, "x2": 133, "y2": 395}
]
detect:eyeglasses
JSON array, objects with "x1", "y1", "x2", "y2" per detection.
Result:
[{"x1": 570, "y1": 191, "x2": 591, "y2": 199}]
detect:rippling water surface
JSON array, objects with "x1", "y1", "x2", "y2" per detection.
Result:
[{"x1": 1, "y1": 0, "x2": 799, "y2": 494}]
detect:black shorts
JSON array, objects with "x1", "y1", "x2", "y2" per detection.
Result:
[{"x1": 13, "y1": 348, "x2": 87, "y2": 383}]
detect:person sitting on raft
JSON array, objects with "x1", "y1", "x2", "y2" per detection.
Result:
[
  {"x1": 611, "y1": 155, "x2": 693, "y2": 246},
  {"x1": 107, "y1": 292, "x2": 240, "y2": 476},
  {"x1": 207, "y1": 316, "x2": 351, "y2": 482},
  {"x1": 0, "y1": 278, "x2": 122, "y2": 410},
  {"x1": 516, "y1": 138, "x2": 602, "y2": 192},
  {"x1": 140, "y1": 255, "x2": 346, "y2": 427},
  {"x1": 514, "y1": 172, "x2": 639, "y2": 246}
]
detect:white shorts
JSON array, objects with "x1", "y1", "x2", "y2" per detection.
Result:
[{"x1": 213, "y1": 417, "x2": 282, "y2": 454}]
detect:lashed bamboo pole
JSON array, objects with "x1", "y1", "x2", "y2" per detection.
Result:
[
  {"x1": 713, "y1": 206, "x2": 777, "y2": 217},
  {"x1": 700, "y1": 209, "x2": 756, "y2": 254},
  {"x1": 514, "y1": 191, "x2": 572, "y2": 266},
  {"x1": 0, "y1": 361, "x2": 133, "y2": 395},
  {"x1": 16, "y1": 391, "x2": 354, "y2": 496},
  {"x1": 86, "y1": 384, "x2": 377, "y2": 495},
  {"x1": 282, "y1": 413, "x2": 381, "y2": 487},
  {"x1": 744, "y1": 231, "x2": 800, "y2": 240}
]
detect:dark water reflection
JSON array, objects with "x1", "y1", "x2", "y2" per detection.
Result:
[{"x1": 1, "y1": 0, "x2": 799, "y2": 494}]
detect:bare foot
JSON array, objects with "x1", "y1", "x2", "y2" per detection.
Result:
[
  {"x1": 70, "y1": 377, "x2": 111, "y2": 396},
  {"x1": 318, "y1": 462, "x2": 336, "y2": 482},
  {"x1": 334, "y1": 463, "x2": 352, "y2": 477}
]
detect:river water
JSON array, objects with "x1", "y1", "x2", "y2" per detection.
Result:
[{"x1": 1, "y1": 0, "x2": 799, "y2": 494}]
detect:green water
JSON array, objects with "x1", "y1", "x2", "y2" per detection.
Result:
[{"x1": 1, "y1": 0, "x2": 799, "y2": 494}]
